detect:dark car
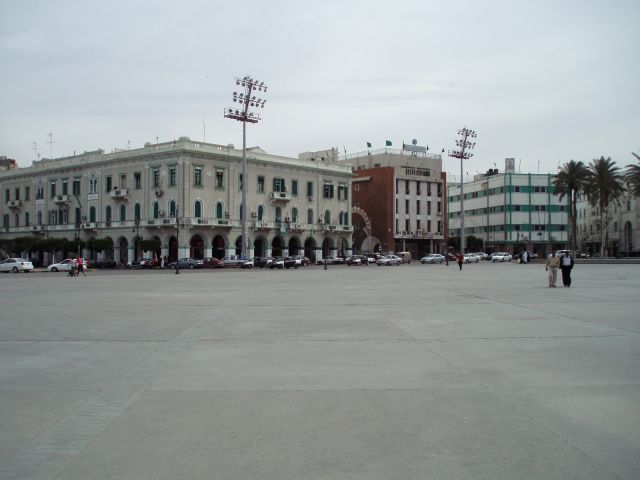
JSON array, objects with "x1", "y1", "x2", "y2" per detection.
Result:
[
  {"x1": 168, "y1": 257, "x2": 203, "y2": 269},
  {"x1": 347, "y1": 255, "x2": 368, "y2": 266},
  {"x1": 284, "y1": 257, "x2": 299, "y2": 269},
  {"x1": 203, "y1": 257, "x2": 225, "y2": 268},
  {"x1": 241, "y1": 257, "x2": 270, "y2": 269},
  {"x1": 92, "y1": 259, "x2": 116, "y2": 269}
]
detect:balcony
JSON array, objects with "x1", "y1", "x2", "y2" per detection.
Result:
[
  {"x1": 54, "y1": 194, "x2": 70, "y2": 205},
  {"x1": 213, "y1": 218, "x2": 239, "y2": 228},
  {"x1": 270, "y1": 191, "x2": 291, "y2": 202},
  {"x1": 110, "y1": 188, "x2": 129, "y2": 199},
  {"x1": 7, "y1": 200, "x2": 22, "y2": 209},
  {"x1": 82, "y1": 222, "x2": 98, "y2": 231},
  {"x1": 31, "y1": 225, "x2": 47, "y2": 235},
  {"x1": 253, "y1": 220, "x2": 274, "y2": 230},
  {"x1": 288, "y1": 223, "x2": 304, "y2": 232}
]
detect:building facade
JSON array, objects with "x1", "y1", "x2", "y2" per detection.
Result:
[
  {"x1": 447, "y1": 163, "x2": 569, "y2": 256},
  {"x1": 576, "y1": 192, "x2": 639, "y2": 257},
  {"x1": 0, "y1": 137, "x2": 353, "y2": 264},
  {"x1": 339, "y1": 147, "x2": 447, "y2": 257}
]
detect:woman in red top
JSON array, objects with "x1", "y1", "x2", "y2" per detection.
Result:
[{"x1": 456, "y1": 253, "x2": 464, "y2": 271}]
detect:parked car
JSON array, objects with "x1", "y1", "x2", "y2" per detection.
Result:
[
  {"x1": 346, "y1": 255, "x2": 368, "y2": 266},
  {"x1": 293, "y1": 255, "x2": 310, "y2": 266},
  {"x1": 491, "y1": 252, "x2": 513, "y2": 262},
  {"x1": 91, "y1": 259, "x2": 116, "y2": 269},
  {"x1": 421, "y1": 254, "x2": 445, "y2": 264},
  {"x1": 222, "y1": 255, "x2": 247, "y2": 267},
  {"x1": 203, "y1": 257, "x2": 225, "y2": 268},
  {"x1": 0, "y1": 257, "x2": 34, "y2": 273},
  {"x1": 168, "y1": 257, "x2": 203, "y2": 269},
  {"x1": 365, "y1": 253, "x2": 382, "y2": 264},
  {"x1": 269, "y1": 257, "x2": 285, "y2": 269},
  {"x1": 241, "y1": 257, "x2": 271, "y2": 269},
  {"x1": 47, "y1": 258, "x2": 89, "y2": 272},
  {"x1": 377, "y1": 255, "x2": 402, "y2": 266},
  {"x1": 284, "y1": 257, "x2": 299, "y2": 269},
  {"x1": 463, "y1": 253, "x2": 480, "y2": 263}
]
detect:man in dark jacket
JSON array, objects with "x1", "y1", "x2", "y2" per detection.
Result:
[{"x1": 560, "y1": 251, "x2": 574, "y2": 287}]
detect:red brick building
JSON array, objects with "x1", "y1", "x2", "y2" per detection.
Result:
[{"x1": 344, "y1": 149, "x2": 447, "y2": 258}]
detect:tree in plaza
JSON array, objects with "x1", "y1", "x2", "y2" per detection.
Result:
[
  {"x1": 552, "y1": 160, "x2": 590, "y2": 251},
  {"x1": 465, "y1": 235, "x2": 484, "y2": 252},
  {"x1": 584, "y1": 157, "x2": 625, "y2": 257},
  {"x1": 625, "y1": 152, "x2": 640, "y2": 197}
]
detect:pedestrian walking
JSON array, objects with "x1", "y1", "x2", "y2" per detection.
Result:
[
  {"x1": 560, "y1": 251, "x2": 574, "y2": 287},
  {"x1": 545, "y1": 252, "x2": 560, "y2": 287},
  {"x1": 445, "y1": 253, "x2": 449, "y2": 266},
  {"x1": 456, "y1": 252, "x2": 464, "y2": 271},
  {"x1": 68, "y1": 258, "x2": 77, "y2": 277},
  {"x1": 76, "y1": 255, "x2": 85, "y2": 276}
]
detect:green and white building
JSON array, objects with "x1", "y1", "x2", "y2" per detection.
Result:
[{"x1": 447, "y1": 159, "x2": 569, "y2": 256}]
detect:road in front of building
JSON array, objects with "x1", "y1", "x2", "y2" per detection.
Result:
[{"x1": 1, "y1": 263, "x2": 639, "y2": 479}]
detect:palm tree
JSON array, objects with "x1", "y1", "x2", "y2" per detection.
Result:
[
  {"x1": 584, "y1": 157, "x2": 625, "y2": 257},
  {"x1": 625, "y1": 152, "x2": 640, "y2": 197},
  {"x1": 553, "y1": 160, "x2": 589, "y2": 251}
]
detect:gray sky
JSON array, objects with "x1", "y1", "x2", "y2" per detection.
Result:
[{"x1": 1, "y1": 0, "x2": 638, "y2": 179}]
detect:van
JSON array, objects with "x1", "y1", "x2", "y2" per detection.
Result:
[{"x1": 396, "y1": 252, "x2": 412, "y2": 264}]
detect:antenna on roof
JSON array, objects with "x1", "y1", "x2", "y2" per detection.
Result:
[
  {"x1": 30, "y1": 141, "x2": 40, "y2": 162},
  {"x1": 46, "y1": 132, "x2": 55, "y2": 158}
]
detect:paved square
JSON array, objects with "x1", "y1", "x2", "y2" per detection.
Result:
[{"x1": 1, "y1": 262, "x2": 639, "y2": 479}]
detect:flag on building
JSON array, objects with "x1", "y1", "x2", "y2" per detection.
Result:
[
  {"x1": 367, "y1": 142, "x2": 372, "y2": 148},
  {"x1": 385, "y1": 140, "x2": 392, "y2": 147}
]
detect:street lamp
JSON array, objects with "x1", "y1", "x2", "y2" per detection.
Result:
[
  {"x1": 448, "y1": 127, "x2": 477, "y2": 254},
  {"x1": 225, "y1": 75, "x2": 268, "y2": 260},
  {"x1": 132, "y1": 218, "x2": 140, "y2": 263},
  {"x1": 175, "y1": 203, "x2": 180, "y2": 274}
]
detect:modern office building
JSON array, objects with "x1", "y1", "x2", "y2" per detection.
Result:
[
  {"x1": 447, "y1": 159, "x2": 569, "y2": 256},
  {"x1": 0, "y1": 137, "x2": 354, "y2": 264},
  {"x1": 338, "y1": 146, "x2": 447, "y2": 257}
]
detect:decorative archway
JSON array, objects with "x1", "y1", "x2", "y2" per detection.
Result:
[
  {"x1": 152, "y1": 235, "x2": 162, "y2": 262},
  {"x1": 272, "y1": 237, "x2": 284, "y2": 257},
  {"x1": 254, "y1": 237, "x2": 266, "y2": 257},
  {"x1": 190, "y1": 234, "x2": 204, "y2": 259},
  {"x1": 351, "y1": 206, "x2": 374, "y2": 253},
  {"x1": 322, "y1": 236, "x2": 334, "y2": 257},
  {"x1": 212, "y1": 235, "x2": 226, "y2": 259},
  {"x1": 304, "y1": 237, "x2": 316, "y2": 261},
  {"x1": 288, "y1": 237, "x2": 301, "y2": 255},
  {"x1": 624, "y1": 221, "x2": 632, "y2": 256},
  {"x1": 235, "y1": 236, "x2": 243, "y2": 255},
  {"x1": 118, "y1": 237, "x2": 128, "y2": 264},
  {"x1": 168, "y1": 236, "x2": 178, "y2": 262}
]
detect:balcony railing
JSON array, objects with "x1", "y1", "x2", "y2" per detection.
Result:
[
  {"x1": 270, "y1": 191, "x2": 291, "y2": 201},
  {"x1": 253, "y1": 220, "x2": 275, "y2": 230},
  {"x1": 53, "y1": 194, "x2": 70, "y2": 204},
  {"x1": 109, "y1": 188, "x2": 129, "y2": 199},
  {"x1": 7, "y1": 200, "x2": 22, "y2": 208}
]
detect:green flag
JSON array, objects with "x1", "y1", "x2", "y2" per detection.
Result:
[
  {"x1": 366, "y1": 142, "x2": 372, "y2": 148},
  {"x1": 385, "y1": 140, "x2": 392, "y2": 147}
]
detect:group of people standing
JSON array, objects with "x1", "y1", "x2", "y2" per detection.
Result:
[{"x1": 545, "y1": 251, "x2": 574, "y2": 287}]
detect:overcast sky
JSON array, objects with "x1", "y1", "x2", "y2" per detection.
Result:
[{"x1": 1, "y1": 0, "x2": 638, "y2": 179}]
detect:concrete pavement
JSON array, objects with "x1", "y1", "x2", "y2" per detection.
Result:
[{"x1": 1, "y1": 262, "x2": 639, "y2": 479}]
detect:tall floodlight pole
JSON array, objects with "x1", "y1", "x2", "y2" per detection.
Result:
[
  {"x1": 448, "y1": 128, "x2": 477, "y2": 254},
  {"x1": 224, "y1": 75, "x2": 267, "y2": 259}
]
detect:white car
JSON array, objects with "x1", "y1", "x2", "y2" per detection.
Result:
[
  {"x1": 0, "y1": 258, "x2": 34, "y2": 273},
  {"x1": 463, "y1": 253, "x2": 480, "y2": 263},
  {"x1": 47, "y1": 259, "x2": 76, "y2": 272},
  {"x1": 421, "y1": 254, "x2": 445, "y2": 264},
  {"x1": 377, "y1": 255, "x2": 402, "y2": 266},
  {"x1": 491, "y1": 252, "x2": 513, "y2": 262}
]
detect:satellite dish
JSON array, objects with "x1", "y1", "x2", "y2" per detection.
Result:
[{"x1": 412, "y1": 139, "x2": 417, "y2": 145}]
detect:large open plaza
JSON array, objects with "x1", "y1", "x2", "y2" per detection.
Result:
[{"x1": 1, "y1": 262, "x2": 639, "y2": 479}]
